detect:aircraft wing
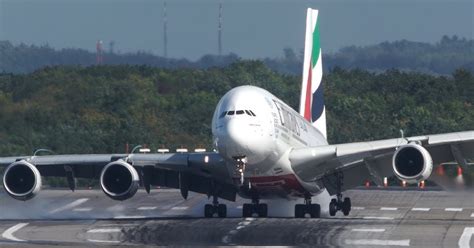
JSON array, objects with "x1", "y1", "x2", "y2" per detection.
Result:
[
  {"x1": 290, "y1": 131, "x2": 474, "y2": 195},
  {"x1": 0, "y1": 152, "x2": 237, "y2": 201}
]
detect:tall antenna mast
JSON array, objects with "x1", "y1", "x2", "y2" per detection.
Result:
[
  {"x1": 163, "y1": 1, "x2": 168, "y2": 58},
  {"x1": 218, "y1": 2, "x2": 222, "y2": 56}
]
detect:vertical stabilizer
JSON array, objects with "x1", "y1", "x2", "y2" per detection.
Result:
[{"x1": 299, "y1": 8, "x2": 327, "y2": 139}]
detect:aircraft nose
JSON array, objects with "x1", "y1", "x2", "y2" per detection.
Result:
[{"x1": 225, "y1": 118, "x2": 249, "y2": 156}]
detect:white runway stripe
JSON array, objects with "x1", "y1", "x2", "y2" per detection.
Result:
[
  {"x1": 352, "y1": 207, "x2": 365, "y2": 210},
  {"x1": 363, "y1": 216, "x2": 394, "y2": 220},
  {"x1": 113, "y1": 215, "x2": 146, "y2": 219},
  {"x1": 351, "y1": 228, "x2": 386, "y2": 232},
  {"x1": 459, "y1": 227, "x2": 474, "y2": 248},
  {"x1": 1, "y1": 223, "x2": 28, "y2": 242},
  {"x1": 87, "y1": 239, "x2": 121, "y2": 243},
  {"x1": 73, "y1": 208, "x2": 92, "y2": 212},
  {"x1": 138, "y1": 206, "x2": 157, "y2": 210},
  {"x1": 445, "y1": 208, "x2": 463, "y2": 212},
  {"x1": 87, "y1": 228, "x2": 122, "y2": 233},
  {"x1": 471, "y1": 213, "x2": 474, "y2": 218},
  {"x1": 412, "y1": 208, "x2": 430, "y2": 211},
  {"x1": 345, "y1": 239, "x2": 410, "y2": 246},
  {"x1": 380, "y1": 207, "x2": 398, "y2": 211},
  {"x1": 49, "y1": 198, "x2": 89, "y2": 214},
  {"x1": 171, "y1": 206, "x2": 188, "y2": 210}
]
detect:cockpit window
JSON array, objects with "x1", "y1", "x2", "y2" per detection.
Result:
[
  {"x1": 236, "y1": 110, "x2": 244, "y2": 115},
  {"x1": 249, "y1": 110, "x2": 256, "y2": 116},
  {"x1": 245, "y1": 110, "x2": 252, "y2": 116},
  {"x1": 227, "y1": 111, "x2": 235, "y2": 115},
  {"x1": 219, "y1": 111, "x2": 227, "y2": 118}
]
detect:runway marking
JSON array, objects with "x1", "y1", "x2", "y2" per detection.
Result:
[
  {"x1": 345, "y1": 239, "x2": 410, "y2": 246},
  {"x1": 351, "y1": 228, "x2": 386, "y2": 232},
  {"x1": 459, "y1": 227, "x2": 474, "y2": 248},
  {"x1": 87, "y1": 228, "x2": 122, "y2": 233},
  {"x1": 352, "y1": 207, "x2": 365, "y2": 210},
  {"x1": 73, "y1": 208, "x2": 92, "y2": 212},
  {"x1": 87, "y1": 239, "x2": 121, "y2": 243},
  {"x1": 222, "y1": 217, "x2": 255, "y2": 245},
  {"x1": 412, "y1": 208, "x2": 430, "y2": 211},
  {"x1": 113, "y1": 215, "x2": 146, "y2": 219},
  {"x1": 138, "y1": 206, "x2": 157, "y2": 210},
  {"x1": 380, "y1": 207, "x2": 398, "y2": 211},
  {"x1": 471, "y1": 213, "x2": 474, "y2": 218},
  {"x1": 171, "y1": 206, "x2": 188, "y2": 210},
  {"x1": 236, "y1": 206, "x2": 243, "y2": 209},
  {"x1": 49, "y1": 198, "x2": 89, "y2": 214},
  {"x1": 445, "y1": 208, "x2": 463, "y2": 212},
  {"x1": 363, "y1": 216, "x2": 394, "y2": 220},
  {"x1": 1, "y1": 223, "x2": 28, "y2": 242}
]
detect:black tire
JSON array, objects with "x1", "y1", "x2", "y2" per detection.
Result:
[
  {"x1": 218, "y1": 204, "x2": 227, "y2": 218},
  {"x1": 295, "y1": 204, "x2": 305, "y2": 218},
  {"x1": 257, "y1": 204, "x2": 268, "y2": 217},
  {"x1": 342, "y1": 197, "x2": 351, "y2": 216},
  {"x1": 310, "y1": 204, "x2": 321, "y2": 218},
  {"x1": 242, "y1": 203, "x2": 252, "y2": 217},
  {"x1": 329, "y1": 200, "x2": 337, "y2": 217},
  {"x1": 204, "y1": 204, "x2": 214, "y2": 218}
]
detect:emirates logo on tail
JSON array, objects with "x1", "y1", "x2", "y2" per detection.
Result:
[{"x1": 299, "y1": 8, "x2": 327, "y2": 139}]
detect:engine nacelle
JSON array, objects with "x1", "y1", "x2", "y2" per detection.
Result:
[
  {"x1": 392, "y1": 143, "x2": 433, "y2": 184},
  {"x1": 100, "y1": 160, "x2": 139, "y2": 201},
  {"x1": 3, "y1": 160, "x2": 42, "y2": 201}
]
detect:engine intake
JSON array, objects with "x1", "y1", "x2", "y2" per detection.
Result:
[
  {"x1": 3, "y1": 160, "x2": 42, "y2": 201},
  {"x1": 100, "y1": 160, "x2": 139, "y2": 201},
  {"x1": 392, "y1": 143, "x2": 433, "y2": 184}
]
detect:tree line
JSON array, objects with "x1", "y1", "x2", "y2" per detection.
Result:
[{"x1": 1, "y1": 35, "x2": 472, "y2": 75}]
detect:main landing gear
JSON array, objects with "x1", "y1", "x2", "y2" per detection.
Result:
[
  {"x1": 295, "y1": 196, "x2": 321, "y2": 218},
  {"x1": 204, "y1": 195, "x2": 227, "y2": 218},
  {"x1": 329, "y1": 172, "x2": 351, "y2": 216},
  {"x1": 242, "y1": 198, "x2": 268, "y2": 217}
]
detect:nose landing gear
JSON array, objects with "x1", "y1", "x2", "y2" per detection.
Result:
[{"x1": 235, "y1": 157, "x2": 247, "y2": 185}]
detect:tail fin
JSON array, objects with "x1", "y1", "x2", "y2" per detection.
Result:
[{"x1": 299, "y1": 8, "x2": 327, "y2": 139}]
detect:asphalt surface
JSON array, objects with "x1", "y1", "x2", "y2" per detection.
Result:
[{"x1": 0, "y1": 188, "x2": 474, "y2": 247}]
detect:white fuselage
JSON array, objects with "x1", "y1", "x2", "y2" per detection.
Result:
[{"x1": 212, "y1": 85, "x2": 327, "y2": 199}]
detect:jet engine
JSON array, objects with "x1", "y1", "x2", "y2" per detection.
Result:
[
  {"x1": 100, "y1": 160, "x2": 139, "y2": 201},
  {"x1": 392, "y1": 143, "x2": 433, "y2": 184},
  {"x1": 3, "y1": 160, "x2": 42, "y2": 201}
]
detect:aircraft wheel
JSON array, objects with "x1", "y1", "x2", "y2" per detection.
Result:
[
  {"x1": 342, "y1": 197, "x2": 351, "y2": 216},
  {"x1": 242, "y1": 203, "x2": 252, "y2": 217},
  {"x1": 329, "y1": 199, "x2": 337, "y2": 216},
  {"x1": 218, "y1": 204, "x2": 227, "y2": 218},
  {"x1": 295, "y1": 204, "x2": 305, "y2": 218},
  {"x1": 309, "y1": 204, "x2": 321, "y2": 218},
  {"x1": 257, "y1": 204, "x2": 268, "y2": 217},
  {"x1": 204, "y1": 204, "x2": 214, "y2": 218}
]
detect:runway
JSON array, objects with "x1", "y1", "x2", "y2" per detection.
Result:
[{"x1": 0, "y1": 188, "x2": 473, "y2": 247}]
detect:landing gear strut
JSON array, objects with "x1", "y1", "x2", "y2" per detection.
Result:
[
  {"x1": 235, "y1": 157, "x2": 247, "y2": 186},
  {"x1": 242, "y1": 198, "x2": 267, "y2": 217},
  {"x1": 204, "y1": 195, "x2": 227, "y2": 218},
  {"x1": 295, "y1": 196, "x2": 321, "y2": 218},
  {"x1": 329, "y1": 172, "x2": 351, "y2": 216}
]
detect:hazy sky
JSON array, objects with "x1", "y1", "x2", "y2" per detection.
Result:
[{"x1": 0, "y1": 0, "x2": 472, "y2": 60}]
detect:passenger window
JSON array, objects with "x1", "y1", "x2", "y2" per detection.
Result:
[
  {"x1": 236, "y1": 110, "x2": 244, "y2": 115},
  {"x1": 228, "y1": 111, "x2": 235, "y2": 115},
  {"x1": 219, "y1": 111, "x2": 227, "y2": 118},
  {"x1": 249, "y1": 110, "x2": 256, "y2": 116}
]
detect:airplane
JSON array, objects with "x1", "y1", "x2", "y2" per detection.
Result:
[{"x1": 0, "y1": 8, "x2": 473, "y2": 218}]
